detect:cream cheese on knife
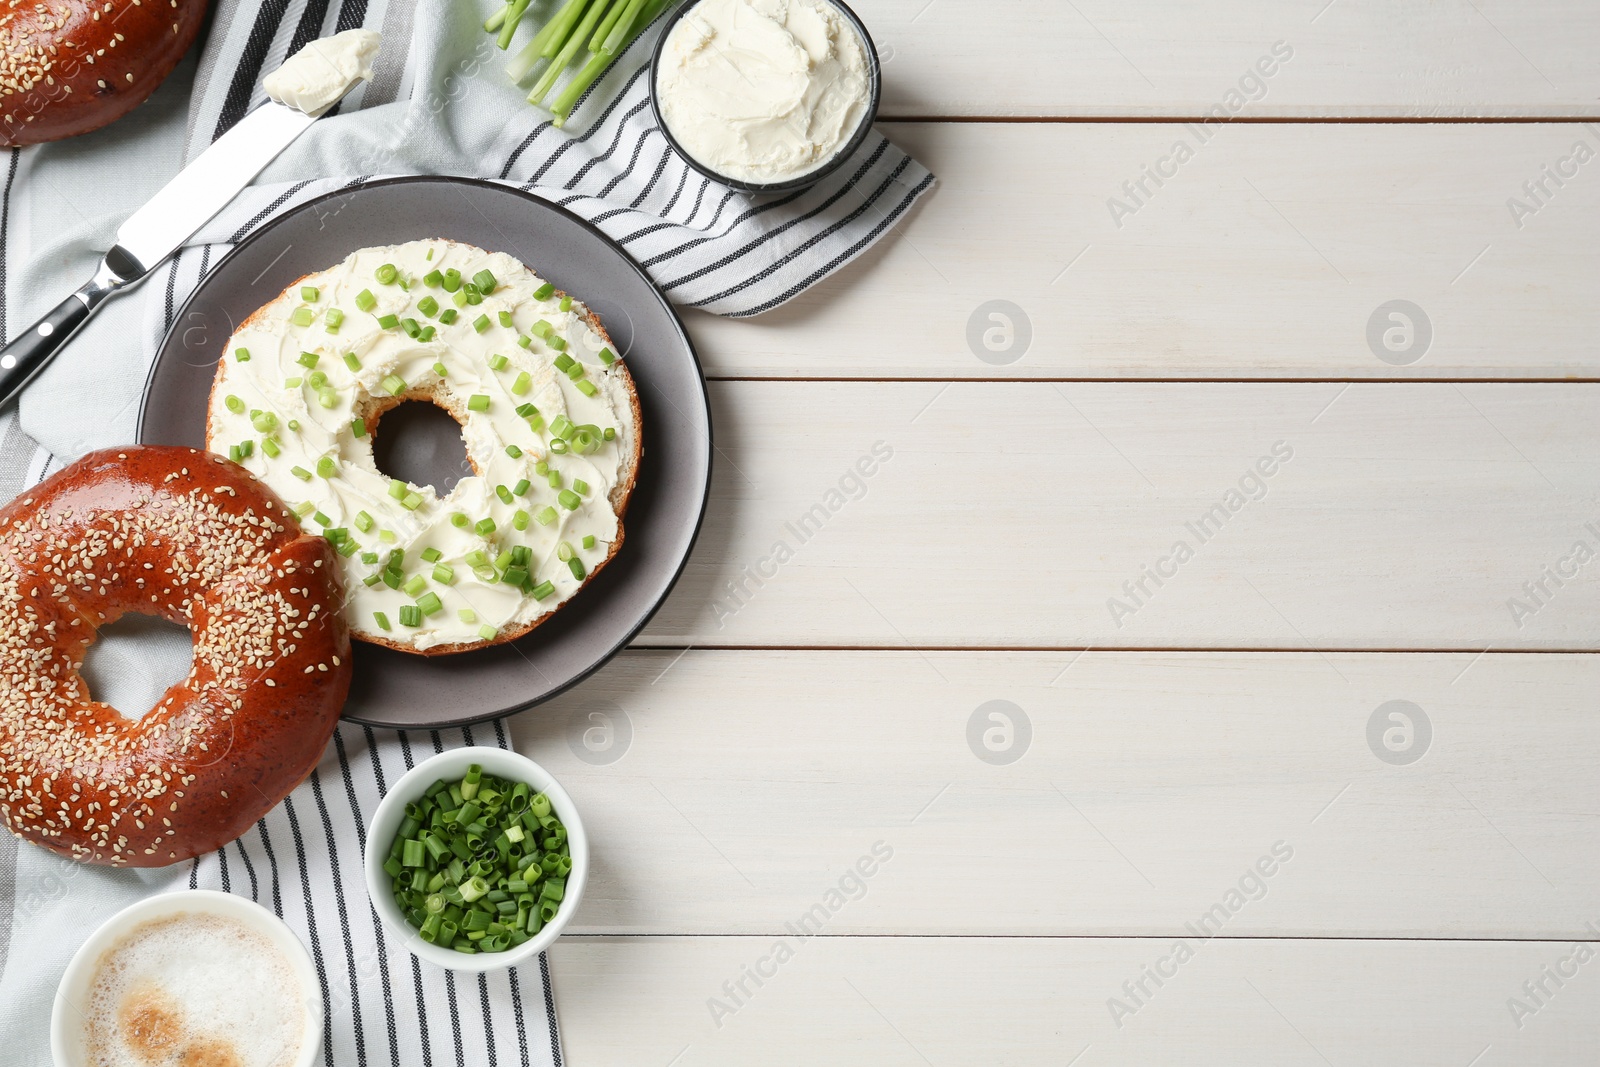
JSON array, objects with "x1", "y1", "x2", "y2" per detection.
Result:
[{"x1": 264, "y1": 29, "x2": 382, "y2": 116}]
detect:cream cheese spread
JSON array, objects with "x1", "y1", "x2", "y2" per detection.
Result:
[
  {"x1": 264, "y1": 29, "x2": 382, "y2": 116},
  {"x1": 207, "y1": 240, "x2": 637, "y2": 652},
  {"x1": 655, "y1": 0, "x2": 871, "y2": 185}
]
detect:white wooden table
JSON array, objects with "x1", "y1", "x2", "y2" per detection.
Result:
[{"x1": 515, "y1": 4, "x2": 1600, "y2": 1062}]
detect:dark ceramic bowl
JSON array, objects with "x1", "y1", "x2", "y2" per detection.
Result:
[{"x1": 648, "y1": 0, "x2": 883, "y2": 195}]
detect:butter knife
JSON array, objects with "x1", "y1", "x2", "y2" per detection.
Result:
[{"x1": 0, "y1": 98, "x2": 344, "y2": 409}]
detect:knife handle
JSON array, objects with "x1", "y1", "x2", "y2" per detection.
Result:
[{"x1": 0, "y1": 257, "x2": 126, "y2": 410}]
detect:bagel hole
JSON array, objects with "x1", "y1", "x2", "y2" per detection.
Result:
[
  {"x1": 371, "y1": 400, "x2": 471, "y2": 494},
  {"x1": 81, "y1": 613, "x2": 194, "y2": 721}
]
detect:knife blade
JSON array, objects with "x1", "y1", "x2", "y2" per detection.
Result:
[{"x1": 0, "y1": 99, "x2": 336, "y2": 410}]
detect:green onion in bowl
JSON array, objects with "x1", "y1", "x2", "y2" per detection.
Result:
[{"x1": 382, "y1": 764, "x2": 572, "y2": 954}]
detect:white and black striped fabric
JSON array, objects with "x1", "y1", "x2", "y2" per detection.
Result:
[
  {"x1": 4, "y1": 0, "x2": 933, "y2": 459},
  {"x1": 0, "y1": 0, "x2": 930, "y2": 1059}
]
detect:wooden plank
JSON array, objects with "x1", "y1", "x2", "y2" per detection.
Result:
[
  {"x1": 514, "y1": 650, "x2": 1600, "y2": 938},
  {"x1": 552, "y1": 935, "x2": 1600, "y2": 1066},
  {"x1": 636, "y1": 381, "x2": 1600, "y2": 650},
  {"x1": 858, "y1": 0, "x2": 1600, "y2": 118},
  {"x1": 686, "y1": 122, "x2": 1600, "y2": 380}
]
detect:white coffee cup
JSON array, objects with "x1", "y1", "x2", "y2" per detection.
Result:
[{"x1": 51, "y1": 889, "x2": 323, "y2": 1067}]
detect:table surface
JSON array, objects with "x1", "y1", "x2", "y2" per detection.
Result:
[{"x1": 519, "y1": 4, "x2": 1600, "y2": 1063}]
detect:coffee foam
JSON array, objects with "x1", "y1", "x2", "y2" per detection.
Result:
[{"x1": 83, "y1": 911, "x2": 306, "y2": 1067}]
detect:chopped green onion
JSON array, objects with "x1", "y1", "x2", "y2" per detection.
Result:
[
  {"x1": 291, "y1": 465, "x2": 312, "y2": 481},
  {"x1": 598, "y1": 347, "x2": 616, "y2": 365},
  {"x1": 423, "y1": 269, "x2": 443, "y2": 288},
  {"x1": 513, "y1": 478, "x2": 531, "y2": 496},
  {"x1": 377, "y1": 313, "x2": 400, "y2": 330},
  {"x1": 582, "y1": 534, "x2": 596, "y2": 550},
  {"x1": 376, "y1": 263, "x2": 399, "y2": 285},
  {"x1": 603, "y1": 427, "x2": 616, "y2": 441},
  {"x1": 478, "y1": 624, "x2": 498, "y2": 641},
  {"x1": 451, "y1": 512, "x2": 470, "y2": 529},
  {"x1": 534, "y1": 506, "x2": 557, "y2": 526},
  {"x1": 473, "y1": 269, "x2": 498, "y2": 293},
  {"x1": 261, "y1": 437, "x2": 282, "y2": 458},
  {"x1": 325, "y1": 308, "x2": 344, "y2": 332},
  {"x1": 382, "y1": 374, "x2": 407, "y2": 396},
  {"x1": 547, "y1": 470, "x2": 562, "y2": 489},
  {"x1": 531, "y1": 580, "x2": 555, "y2": 600},
  {"x1": 558, "y1": 489, "x2": 581, "y2": 510},
  {"x1": 291, "y1": 307, "x2": 315, "y2": 327},
  {"x1": 403, "y1": 575, "x2": 427, "y2": 597},
  {"x1": 401, "y1": 317, "x2": 422, "y2": 338},
  {"x1": 355, "y1": 289, "x2": 377, "y2": 311},
  {"x1": 302, "y1": 286, "x2": 320, "y2": 302},
  {"x1": 512, "y1": 509, "x2": 530, "y2": 531},
  {"x1": 498, "y1": 310, "x2": 514, "y2": 328},
  {"x1": 225, "y1": 394, "x2": 245, "y2": 414},
  {"x1": 316, "y1": 456, "x2": 337, "y2": 478},
  {"x1": 416, "y1": 592, "x2": 444, "y2": 616},
  {"x1": 468, "y1": 394, "x2": 491, "y2": 412},
  {"x1": 352, "y1": 417, "x2": 368, "y2": 438},
  {"x1": 399, "y1": 605, "x2": 423, "y2": 627},
  {"x1": 573, "y1": 479, "x2": 589, "y2": 495},
  {"x1": 473, "y1": 314, "x2": 492, "y2": 334},
  {"x1": 355, "y1": 511, "x2": 375, "y2": 533},
  {"x1": 313, "y1": 511, "x2": 332, "y2": 527},
  {"x1": 475, "y1": 517, "x2": 496, "y2": 537},
  {"x1": 402, "y1": 492, "x2": 424, "y2": 511},
  {"x1": 374, "y1": 611, "x2": 391, "y2": 631},
  {"x1": 343, "y1": 352, "x2": 362, "y2": 371},
  {"x1": 438, "y1": 308, "x2": 459, "y2": 325},
  {"x1": 575, "y1": 380, "x2": 598, "y2": 397},
  {"x1": 235, "y1": 347, "x2": 251, "y2": 362},
  {"x1": 560, "y1": 295, "x2": 573, "y2": 312},
  {"x1": 496, "y1": 484, "x2": 515, "y2": 505},
  {"x1": 418, "y1": 295, "x2": 439, "y2": 317},
  {"x1": 511, "y1": 371, "x2": 532, "y2": 395},
  {"x1": 433, "y1": 563, "x2": 456, "y2": 585},
  {"x1": 556, "y1": 541, "x2": 574, "y2": 562},
  {"x1": 568, "y1": 557, "x2": 586, "y2": 580},
  {"x1": 442, "y1": 268, "x2": 462, "y2": 292},
  {"x1": 421, "y1": 547, "x2": 443, "y2": 563},
  {"x1": 506, "y1": 445, "x2": 524, "y2": 459},
  {"x1": 458, "y1": 608, "x2": 477, "y2": 623},
  {"x1": 389, "y1": 479, "x2": 408, "y2": 500},
  {"x1": 489, "y1": 353, "x2": 510, "y2": 371},
  {"x1": 534, "y1": 281, "x2": 555, "y2": 300}
]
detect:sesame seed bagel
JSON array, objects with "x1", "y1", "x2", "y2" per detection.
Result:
[
  {"x1": 0, "y1": 446, "x2": 351, "y2": 867},
  {"x1": 0, "y1": 0, "x2": 209, "y2": 147}
]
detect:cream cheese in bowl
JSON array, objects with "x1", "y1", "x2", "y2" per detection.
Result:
[{"x1": 652, "y1": 0, "x2": 878, "y2": 190}]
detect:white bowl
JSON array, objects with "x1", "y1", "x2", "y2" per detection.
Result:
[
  {"x1": 363, "y1": 746, "x2": 588, "y2": 972},
  {"x1": 51, "y1": 889, "x2": 322, "y2": 1067}
]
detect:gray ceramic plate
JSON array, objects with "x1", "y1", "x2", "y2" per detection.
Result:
[{"x1": 138, "y1": 177, "x2": 710, "y2": 730}]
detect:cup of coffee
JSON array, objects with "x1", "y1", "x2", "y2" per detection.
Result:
[{"x1": 51, "y1": 889, "x2": 322, "y2": 1067}]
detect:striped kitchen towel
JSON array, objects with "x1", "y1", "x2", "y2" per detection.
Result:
[
  {"x1": 2, "y1": 0, "x2": 934, "y2": 461},
  {"x1": 0, "y1": 0, "x2": 932, "y2": 1061}
]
